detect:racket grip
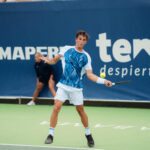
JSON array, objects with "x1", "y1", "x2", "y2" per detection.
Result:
[{"x1": 107, "y1": 82, "x2": 114, "y2": 86}]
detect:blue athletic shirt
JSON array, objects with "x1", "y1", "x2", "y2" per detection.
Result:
[{"x1": 57, "y1": 46, "x2": 92, "y2": 91}]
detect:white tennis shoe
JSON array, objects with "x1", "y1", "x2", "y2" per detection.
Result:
[{"x1": 27, "y1": 101, "x2": 35, "y2": 106}]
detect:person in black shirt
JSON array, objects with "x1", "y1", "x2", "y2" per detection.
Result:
[{"x1": 27, "y1": 52, "x2": 56, "y2": 106}]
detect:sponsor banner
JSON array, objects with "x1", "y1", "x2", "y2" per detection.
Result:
[{"x1": 0, "y1": 0, "x2": 150, "y2": 101}]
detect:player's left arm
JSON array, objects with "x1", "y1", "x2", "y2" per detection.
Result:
[
  {"x1": 86, "y1": 70, "x2": 112, "y2": 87},
  {"x1": 40, "y1": 54, "x2": 62, "y2": 65}
]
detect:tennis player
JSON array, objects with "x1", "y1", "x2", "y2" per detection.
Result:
[
  {"x1": 40, "y1": 30, "x2": 112, "y2": 147},
  {"x1": 27, "y1": 52, "x2": 56, "y2": 106}
]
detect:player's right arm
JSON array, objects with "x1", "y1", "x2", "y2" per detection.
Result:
[{"x1": 40, "y1": 54, "x2": 62, "y2": 65}]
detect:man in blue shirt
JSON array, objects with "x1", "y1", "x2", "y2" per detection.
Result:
[{"x1": 41, "y1": 30, "x2": 112, "y2": 147}]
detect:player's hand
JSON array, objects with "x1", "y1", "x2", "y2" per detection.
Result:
[
  {"x1": 40, "y1": 56, "x2": 46, "y2": 61},
  {"x1": 40, "y1": 56, "x2": 51, "y2": 64},
  {"x1": 104, "y1": 80, "x2": 112, "y2": 87}
]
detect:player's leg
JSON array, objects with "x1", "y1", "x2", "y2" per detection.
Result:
[
  {"x1": 50, "y1": 100, "x2": 63, "y2": 128},
  {"x1": 70, "y1": 91, "x2": 89, "y2": 127},
  {"x1": 48, "y1": 75, "x2": 56, "y2": 97},
  {"x1": 76, "y1": 105, "x2": 95, "y2": 147},
  {"x1": 27, "y1": 79, "x2": 44, "y2": 106},
  {"x1": 45, "y1": 100, "x2": 63, "y2": 144},
  {"x1": 76, "y1": 105, "x2": 89, "y2": 127},
  {"x1": 70, "y1": 91, "x2": 95, "y2": 147},
  {"x1": 45, "y1": 88, "x2": 68, "y2": 144}
]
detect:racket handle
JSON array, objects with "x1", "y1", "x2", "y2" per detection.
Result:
[{"x1": 107, "y1": 82, "x2": 115, "y2": 86}]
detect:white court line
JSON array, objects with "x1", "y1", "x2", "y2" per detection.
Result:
[{"x1": 0, "y1": 143, "x2": 103, "y2": 150}]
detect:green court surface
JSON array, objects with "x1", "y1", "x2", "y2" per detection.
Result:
[{"x1": 0, "y1": 104, "x2": 150, "y2": 150}]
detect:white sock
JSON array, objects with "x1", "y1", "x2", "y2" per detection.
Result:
[
  {"x1": 85, "y1": 127, "x2": 91, "y2": 135},
  {"x1": 48, "y1": 127, "x2": 55, "y2": 136}
]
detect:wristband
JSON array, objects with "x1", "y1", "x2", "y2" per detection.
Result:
[{"x1": 96, "y1": 77, "x2": 105, "y2": 84}]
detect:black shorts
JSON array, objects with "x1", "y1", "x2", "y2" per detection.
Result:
[{"x1": 39, "y1": 76, "x2": 50, "y2": 85}]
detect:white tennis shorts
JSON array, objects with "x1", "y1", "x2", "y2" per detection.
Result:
[{"x1": 54, "y1": 87, "x2": 84, "y2": 106}]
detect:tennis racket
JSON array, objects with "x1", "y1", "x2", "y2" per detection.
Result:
[{"x1": 112, "y1": 80, "x2": 130, "y2": 86}]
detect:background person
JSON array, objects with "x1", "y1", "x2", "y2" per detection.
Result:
[{"x1": 27, "y1": 52, "x2": 56, "y2": 106}]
